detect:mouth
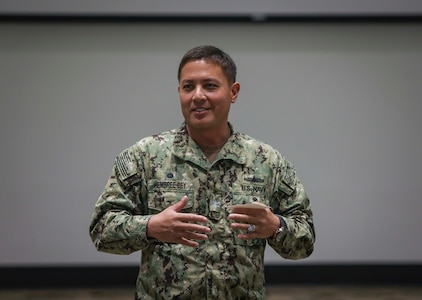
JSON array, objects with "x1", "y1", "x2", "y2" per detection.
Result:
[{"x1": 192, "y1": 107, "x2": 210, "y2": 112}]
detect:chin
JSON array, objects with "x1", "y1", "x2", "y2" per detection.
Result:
[{"x1": 187, "y1": 120, "x2": 212, "y2": 131}]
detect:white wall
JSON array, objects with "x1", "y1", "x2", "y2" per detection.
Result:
[
  {"x1": 1, "y1": 1, "x2": 421, "y2": 16},
  {"x1": 0, "y1": 21, "x2": 421, "y2": 266}
]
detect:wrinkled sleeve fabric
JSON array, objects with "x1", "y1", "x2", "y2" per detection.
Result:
[
  {"x1": 89, "y1": 145, "x2": 151, "y2": 255},
  {"x1": 267, "y1": 156, "x2": 315, "y2": 260}
]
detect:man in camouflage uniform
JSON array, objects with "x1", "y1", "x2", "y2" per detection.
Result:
[{"x1": 90, "y1": 45, "x2": 315, "y2": 299}]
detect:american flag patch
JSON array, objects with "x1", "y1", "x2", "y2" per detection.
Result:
[{"x1": 116, "y1": 150, "x2": 136, "y2": 179}]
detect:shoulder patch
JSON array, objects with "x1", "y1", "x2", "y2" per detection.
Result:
[{"x1": 116, "y1": 150, "x2": 137, "y2": 180}]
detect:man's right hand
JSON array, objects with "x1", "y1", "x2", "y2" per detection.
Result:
[{"x1": 146, "y1": 196, "x2": 211, "y2": 247}]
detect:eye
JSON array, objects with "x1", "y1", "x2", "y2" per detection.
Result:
[
  {"x1": 182, "y1": 84, "x2": 194, "y2": 91},
  {"x1": 204, "y1": 83, "x2": 218, "y2": 90}
]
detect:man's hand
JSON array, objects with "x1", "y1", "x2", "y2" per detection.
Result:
[
  {"x1": 147, "y1": 196, "x2": 211, "y2": 247},
  {"x1": 229, "y1": 206, "x2": 279, "y2": 240}
]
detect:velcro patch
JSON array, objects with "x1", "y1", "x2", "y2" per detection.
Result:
[{"x1": 116, "y1": 150, "x2": 137, "y2": 179}]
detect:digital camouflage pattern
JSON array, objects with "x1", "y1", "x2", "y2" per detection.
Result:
[{"x1": 90, "y1": 123, "x2": 315, "y2": 300}]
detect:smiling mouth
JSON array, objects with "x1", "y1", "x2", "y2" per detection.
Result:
[{"x1": 193, "y1": 108, "x2": 210, "y2": 112}]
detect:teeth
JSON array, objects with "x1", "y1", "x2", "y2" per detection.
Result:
[{"x1": 194, "y1": 108, "x2": 207, "y2": 112}]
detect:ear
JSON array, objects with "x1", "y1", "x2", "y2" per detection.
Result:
[{"x1": 230, "y1": 82, "x2": 240, "y2": 103}]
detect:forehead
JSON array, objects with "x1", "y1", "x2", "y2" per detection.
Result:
[{"x1": 179, "y1": 59, "x2": 226, "y2": 82}]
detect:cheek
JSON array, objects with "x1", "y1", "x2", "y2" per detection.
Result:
[
  {"x1": 179, "y1": 97, "x2": 191, "y2": 114},
  {"x1": 180, "y1": 96, "x2": 190, "y2": 107}
]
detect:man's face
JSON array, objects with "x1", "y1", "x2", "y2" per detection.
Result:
[{"x1": 178, "y1": 59, "x2": 239, "y2": 133}]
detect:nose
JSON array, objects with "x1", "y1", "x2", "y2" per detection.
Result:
[{"x1": 192, "y1": 86, "x2": 206, "y2": 100}]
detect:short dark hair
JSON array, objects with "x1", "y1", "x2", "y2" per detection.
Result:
[{"x1": 177, "y1": 45, "x2": 237, "y2": 84}]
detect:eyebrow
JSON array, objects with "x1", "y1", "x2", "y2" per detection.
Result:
[{"x1": 181, "y1": 78, "x2": 220, "y2": 84}]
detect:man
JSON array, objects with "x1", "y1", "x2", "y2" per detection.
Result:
[{"x1": 90, "y1": 45, "x2": 315, "y2": 299}]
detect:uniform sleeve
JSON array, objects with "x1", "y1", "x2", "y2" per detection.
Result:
[
  {"x1": 267, "y1": 157, "x2": 315, "y2": 260},
  {"x1": 89, "y1": 146, "x2": 151, "y2": 255}
]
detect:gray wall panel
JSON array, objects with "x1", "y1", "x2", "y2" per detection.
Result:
[{"x1": 0, "y1": 22, "x2": 421, "y2": 266}]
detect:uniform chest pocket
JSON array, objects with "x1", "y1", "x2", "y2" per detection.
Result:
[
  {"x1": 148, "y1": 190, "x2": 194, "y2": 213},
  {"x1": 148, "y1": 177, "x2": 193, "y2": 214}
]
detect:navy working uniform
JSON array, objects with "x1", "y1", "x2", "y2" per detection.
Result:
[{"x1": 90, "y1": 123, "x2": 315, "y2": 299}]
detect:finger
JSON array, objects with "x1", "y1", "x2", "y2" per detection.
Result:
[
  {"x1": 231, "y1": 207, "x2": 266, "y2": 215},
  {"x1": 178, "y1": 237, "x2": 200, "y2": 248},
  {"x1": 175, "y1": 221, "x2": 211, "y2": 234},
  {"x1": 230, "y1": 222, "x2": 253, "y2": 232},
  {"x1": 172, "y1": 195, "x2": 189, "y2": 212},
  {"x1": 237, "y1": 224, "x2": 259, "y2": 239},
  {"x1": 187, "y1": 224, "x2": 211, "y2": 234},
  {"x1": 236, "y1": 233, "x2": 257, "y2": 240},
  {"x1": 228, "y1": 213, "x2": 253, "y2": 223},
  {"x1": 182, "y1": 231, "x2": 209, "y2": 241},
  {"x1": 179, "y1": 213, "x2": 209, "y2": 224},
  {"x1": 171, "y1": 197, "x2": 209, "y2": 222}
]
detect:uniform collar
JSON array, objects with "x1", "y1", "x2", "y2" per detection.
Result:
[{"x1": 173, "y1": 122, "x2": 246, "y2": 166}]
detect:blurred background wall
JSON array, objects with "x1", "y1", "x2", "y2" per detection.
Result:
[{"x1": 1, "y1": 0, "x2": 421, "y2": 286}]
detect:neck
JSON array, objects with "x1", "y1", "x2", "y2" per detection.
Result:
[
  {"x1": 186, "y1": 123, "x2": 231, "y2": 160},
  {"x1": 201, "y1": 141, "x2": 227, "y2": 155}
]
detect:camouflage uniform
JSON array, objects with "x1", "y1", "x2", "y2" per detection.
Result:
[{"x1": 90, "y1": 123, "x2": 315, "y2": 300}]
